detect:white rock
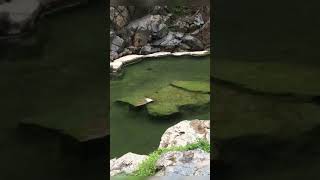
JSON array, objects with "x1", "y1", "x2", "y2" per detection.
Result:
[
  {"x1": 110, "y1": 50, "x2": 209, "y2": 73},
  {"x1": 159, "y1": 120, "x2": 210, "y2": 148},
  {"x1": 155, "y1": 149, "x2": 210, "y2": 176},
  {"x1": 110, "y1": 152, "x2": 148, "y2": 176},
  {"x1": 145, "y1": 97, "x2": 153, "y2": 103}
]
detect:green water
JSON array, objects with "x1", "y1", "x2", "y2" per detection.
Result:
[
  {"x1": 213, "y1": 57, "x2": 320, "y2": 180},
  {"x1": 110, "y1": 56, "x2": 210, "y2": 158},
  {"x1": 0, "y1": 1, "x2": 106, "y2": 179}
]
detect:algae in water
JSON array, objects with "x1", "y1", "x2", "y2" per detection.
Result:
[{"x1": 117, "y1": 81, "x2": 210, "y2": 117}]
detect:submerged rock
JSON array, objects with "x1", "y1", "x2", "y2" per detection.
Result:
[
  {"x1": 110, "y1": 152, "x2": 148, "y2": 176},
  {"x1": 146, "y1": 83, "x2": 210, "y2": 117},
  {"x1": 118, "y1": 95, "x2": 154, "y2": 107},
  {"x1": 171, "y1": 81, "x2": 210, "y2": 93},
  {"x1": 117, "y1": 81, "x2": 210, "y2": 117},
  {"x1": 159, "y1": 120, "x2": 210, "y2": 148},
  {"x1": 155, "y1": 149, "x2": 210, "y2": 176}
]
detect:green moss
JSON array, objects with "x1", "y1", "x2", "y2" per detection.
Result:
[
  {"x1": 214, "y1": 84, "x2": 320, "y2": 140},
  {"x1": 131, "y1": 139, "x2": 210, "y2": 176},
  {"x1": 171, "y1": 81, "x2": 210, "y2": 93},
  {"x1": 147, "y1": 85, "x2": 210, "y2": 117},
  {"x1": 213, "y1": 60, "x2": 320, "y2": 96},
  {"x1": 116, "y1": 81, "x2": 210, "y2": 117}
]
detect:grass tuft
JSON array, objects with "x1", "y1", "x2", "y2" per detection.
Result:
[{"x1": 131, "y1": 139, "x2": 210, "y2": 176}]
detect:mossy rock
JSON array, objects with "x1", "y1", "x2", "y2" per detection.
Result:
[
  {"x1": 213, "y1": 60, "x2": 320, "y2": 96},
  {"x1": 147, "y1": 85, "x2": 210, "y2": 117},
  {"x1": 117, "y1": 81, "x2": 210, "y2": 117},
  {"x1": 118, "y1": 95, "x2": 151, "y2": 107},
  {"x1": 171, "y1": 81, "x2": 210, "y2": 93}
]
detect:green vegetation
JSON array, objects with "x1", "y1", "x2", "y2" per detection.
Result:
[
  {"x1": 131, "y1": 139, "x2": 210, "y2": 176},
  {"x1": 169, "y1": 6, "x2": 190, "y2": 16},
  {"x1": 171, "y1": 80, "x2": 210, "y2": 93},
  {"x1": 147, "y1": 85, "x2": 209, "y2": 116},
  {"x1": 117, "y1": 81, "x2": 210, "y2": 117},
  {"x1": 214, "y1": 84, "x2": 320, "y2": 140}
]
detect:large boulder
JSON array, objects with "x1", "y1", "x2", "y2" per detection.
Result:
[
  {"x1": 140, "y1": 44, "x2": 160, "y2": 54},
  {"x1": 155, "y1": 149, "x2": 210, "y2": 176},
  {"x1": 110, "y1": 152, "x2": 148, "y2": 176},
  {"x1": 151, "y1": 22, "x2": 168, "y2": 39},
  {"x1": 152, "y1": 31, "x2": 182, "y2": 50},
  {"x1": 193, "y1": 18, "x2": 210, "y2": 48},
  {"x1": 110, "y1": 35, "x2": 125, "y2": 53},
  {"x1": 127, "y1": 14, "x2": 170, "y2": 32},
  {"x1": 182, "y1": 35, "x2": 204, "y2": 50},
  {"x1": 159, "y1": 120, "x2": 210, "y2": 148},
  {"x1": 172, "y1": 9, "x2": 206, "y2": 33},
  {"x1": 132, "y1": 28, "x2": 151, "y2": 47},
  {"x1": 127, "y1": 14, "x2": 170, "y2": 46},
  {"x1": 110, "y1": 6, "x2": 130, "y2": 30}
]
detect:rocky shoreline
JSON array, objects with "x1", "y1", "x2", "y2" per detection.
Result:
[
  {"x1": 110, "y1": 120, "x2": 211, "y2": 176},
  {"x1": 110, "y1": 6, "x2": 210, "y2": 62},
  {"x1": 110, "y1": 50, "x2": 210, "y2": 74}
]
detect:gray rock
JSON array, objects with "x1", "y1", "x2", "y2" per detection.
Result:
[
  {"x1": 110, "y1": 6, "x2": 130, "y2": 30},
  {"x1": 110, "y1": 51, "x2": 119, "y2": 61},
  {"x1": 111, "y1": 35, "x2": 125, "y2": 53},
  {"x1": 173, "y1": 19, "x2": 189, "y2": 33},
  {"x1": 110, "y1": 29, "x2": 116, "y2": 39},
  {"x1": 159, "y1": 120, "x2": 210, "y2": 148},
  {"x1": 110, "y1": 152, "x2": 148, "y2": 176},
  {"x1": 158, "y1": 23, "x2": 169, "y2": 38},
  {"x1": 149, "y1": 6, "x2": 169, "y2": 15},
  {"x1": 179, "y1": 43, "x2": 191, "y2": 50},
  {"x1": 174, "y1": 32, "x2": 184, "y2": 39},
  {"x1": 127, "y1": 14, "x2": 170, "y2": 42},
  {"x1": 118, "y1": 48, "x2": 132, "y2": 57},
  {"x1": 182, "y1": 35, "x2": 204, "y2": 50},
  {"x1": 194, "y1": 13, "x2": 204, "y2": 26},
  {"x1": 151, "y1": 23, "x2": 168, "y2": 39},
  {"x1": 155, "y1": 149, "x2": 210, "y2": 176},
  {"x1": 140, "y1": 44, "x2": 160, "y2": 55},
  {"x1": 149, "y1": 176, "x2": 210, "y2": 180},
  {"x1": 127, "y1": 45, "x2": 139, "y2": 54},
  {"x1": 127, "y1": 15, "x2": 166, "y2": 32},
  {"x1": 153, "y1": 32, "x2": 181, "y2": 49},
  {"x1": 133, "y1": 28, "x2": 151, "y2": 47}
]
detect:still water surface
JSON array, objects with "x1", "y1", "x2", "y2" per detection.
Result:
[{"x1": 0, "y1": 1, "x2": 106, "y2": 179}]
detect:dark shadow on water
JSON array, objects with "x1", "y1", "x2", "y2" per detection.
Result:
[
  {"x1": 17, "y1": 123, "x2": 108, "y2": 179},
  {"x1": 215, "y1": 125, "x2": 320, "y2": 180}
]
